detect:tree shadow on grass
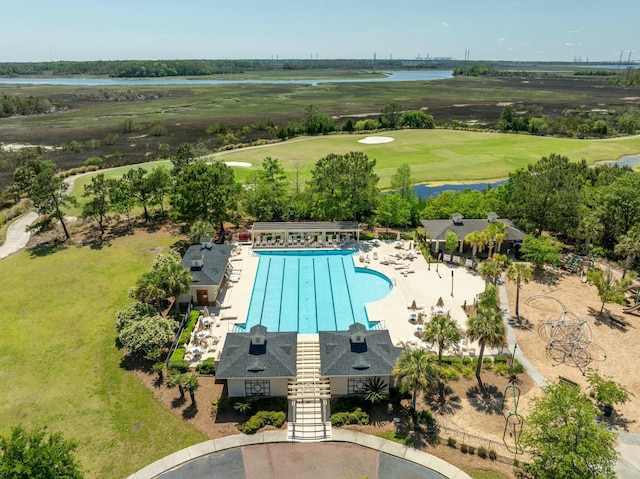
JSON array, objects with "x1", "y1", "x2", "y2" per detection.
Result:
[
  {"x1": 588, "y1": 306, "x2": 630, "y2": 332},
  {"x1": 119, "y1": 353, "x2": 152, "y2": 373},
  {"x1": 466, "y1": 384, "x2": 504, "y2": 415},
  {"x1": 27, "y1": 240, "x2": 69, "y2": 258}
]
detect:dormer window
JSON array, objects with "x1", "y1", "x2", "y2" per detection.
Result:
[{"x1": 351, "y1": 333, "x2": 365, "y2": 344}]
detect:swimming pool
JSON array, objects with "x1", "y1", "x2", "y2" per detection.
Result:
[{"x1": 243, "y1": 250, "x2": 392, "y2": 333}]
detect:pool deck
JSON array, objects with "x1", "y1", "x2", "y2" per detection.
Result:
[{"x1": 204, "y1": 240, "x2": 495, "y2": 358}]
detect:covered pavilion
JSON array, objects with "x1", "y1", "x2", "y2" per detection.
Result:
[{"x1": 250, "y1": 221, "x2": 360, "y2": 249}]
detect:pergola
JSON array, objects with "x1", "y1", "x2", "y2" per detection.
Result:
[{"x1": 251, "y1": 221, "x2": 360, "y2": 249}]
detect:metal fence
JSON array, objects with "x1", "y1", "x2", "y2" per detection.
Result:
[{"x1": 436, "y1": 424, "x2": 529, "y2": 466}]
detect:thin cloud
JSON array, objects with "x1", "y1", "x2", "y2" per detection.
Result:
[
  {"x1": 497, "y1": 37, "x2": 506, "y2": 42},
  {"x1": 568, "y1": 30, "x2": 580, "y2": 33},
  {"x1": 564, "y1": 42, "x2": 582, "y2": 46},
  {"x1": 442, "y1": 22, "x2": 448, "y2": 27}
]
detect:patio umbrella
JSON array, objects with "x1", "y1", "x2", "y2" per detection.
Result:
[
  {"x1": 396, "y1": 232, "x2": 401, "y2": 241},
  {"x1": 436, "y1": 297, "x2": 445, "y2": 308},
  {"x1": 410, "y1": 299, "x2": 418, "y2": 311},
  {"x1": 203, "y1": 306, "x2": 210, "y2": 317}
]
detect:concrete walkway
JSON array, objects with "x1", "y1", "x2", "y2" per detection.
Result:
[
  {"x1": 497, "y1": 276, "x2": 640, "y2": 479},
  {"x1": 128, "y1": 430, "x2": 471, "y2": 479},
  {"x1": 0, "y1": 211, "x2": 38, "y2": 259}
]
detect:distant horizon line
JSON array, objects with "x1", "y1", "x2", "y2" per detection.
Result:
[{"x1": 0, "y1": 58, "x2": 636, "y2": 65}]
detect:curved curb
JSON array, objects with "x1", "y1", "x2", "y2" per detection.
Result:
[{"x1": 127, "y1": 430, "x2": 472, "y2": 479}]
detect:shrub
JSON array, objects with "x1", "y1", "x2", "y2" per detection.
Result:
[
  {"x1": 418, "y1": 410, "x2": 435, "y2": 427},
  {"x1": 237, "y1": 410, "x2": 286, "y2": 434},
  {"x1": 447, "y1": 437, "x2": 457, "y2": 448},
  {"x1": 115, "y1": 302, "x2": 158, "y2": 333},
  {"x1": 331, "y1": 408, "x2": 369, "y2": 427},
  {"x1": 253, "y1": 396, "x2": 287, "y2": 413},
  {"x1": 449, "y1": 356, "x2": 463, "y2": 365},
  {"x1": 196, "y1": 358, "x2": 215, "y2": 375},
  {"x1": 234, "y1": 399, "x2": 252, "y2": 414},
  {"x1": 462, "y1": 357, "x2": 472, "y2": 366},
  {"x1": 489, "y1": 448, "x2": 497, "y2": 460},
  {"x1": 168, "y1": 358, "x2": 190, "y2": 374},
  {"x1": 477, "y1": 446, "x2": 488, "y2": 458},
  {"x1": 494, "y1": 355, "x2": 508, "y2": 364},
  {"x1": 84, "y1": 156, "x2": 103, "y2": 168},
  {"x1": 460, "y1": 443, "x2": 468, "y2": 453},
  {"x1": 460, "y1": 365, "x2": 475, "y2": 379},
  {"x1": 492, "y1": 362, "x2": 510, "y2": 376},
  {"x1": 330, "y1": 396, "x2": 368, "y2": 414},
  {"x1": 468, "y1": 445, "x2": 475, "y2": 455},
  {"x1": 439, "y1": 366, "x2": 460, "y2": 381}
]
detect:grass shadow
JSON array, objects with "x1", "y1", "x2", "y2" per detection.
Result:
[{"x1": 466, "y1": 384, "x2": 504, "y2": 415}]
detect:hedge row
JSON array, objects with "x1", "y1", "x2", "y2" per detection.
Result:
[
  {"x1": 331, "y1": 407, "x2": 369, "y2": 427},
  {"x1": 178, "y1": 309, "x2": 201, "y2": 347}
]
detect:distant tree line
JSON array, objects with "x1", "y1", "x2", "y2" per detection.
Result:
[{"x1": 0, "y1": 59, "x2": 457, "y2": 78}]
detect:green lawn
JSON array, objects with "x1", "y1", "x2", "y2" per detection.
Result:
[
  {"x1": 70, "y1": 129, "x2": 640, "y2": 199},
  {"x1": 464, "y1": 469, "x2": 509, "y2": 479},
  {"x1": 0, "y1": 230, "x2": 206, "y2": 478}
]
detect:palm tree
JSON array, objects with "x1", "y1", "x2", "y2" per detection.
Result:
[
  {"x1": 168, "y1": 373, "x2": 185, "y2": 399},
  {"x1": 478, "y1": 260, "x2": 502, "y2": 286},
  {"x1": 482, "y1": 221, "x2": 508, "y2": 258},
  {"x1": 160, "y1": 261, "x2": 192, "y2": 308},
  {"x1": 467, "y1": 285, "x2": 506, "y2": 390},
  {"x1": 422, "y1": 314, "x2": 461, "y2": 364},
  {"x1": 183, "y1": 374, "x2": 200, "y2": 404},
  {"x1": 506, "y1": 263, "x2": 533, "y2": 322},
  {"x1": 614, "y1": 225, "x2": 640, "y2": 279},
  {"x1": 464, "y1": 231, "x2": 485, "y2": 260},
  {"x1": 394, "y1": 348, "x2": 438, "y2": 412}
]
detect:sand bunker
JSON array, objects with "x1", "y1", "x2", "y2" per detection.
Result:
[
  {"x1": 358, "y1": 136, "x2": 395, "y2": 144},
  {"x1": 224, "y1": 162, "x2": 251, "y2": 167}
]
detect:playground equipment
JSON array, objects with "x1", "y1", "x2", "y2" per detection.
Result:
[
  {"x1": 527, "y1": 295, "x2": 606, "y2": 374},
  {"x1": 559, "y1": 253, "x2": 594, "y2": 281}
]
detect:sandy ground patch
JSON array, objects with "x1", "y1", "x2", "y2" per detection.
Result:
[
  {"x1": 506, "y1": 271, "x2": 640, "y2": 433},
  {"x1": 357, "y1": 136, "x2": 395, "y2": 144}
]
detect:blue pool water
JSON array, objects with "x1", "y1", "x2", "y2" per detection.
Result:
[{"x1": 243, "y1": 250, "x2": 392, "y2": 334}]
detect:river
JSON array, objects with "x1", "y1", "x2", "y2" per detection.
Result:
[{"x1": 0, "y1": 70, "x2": 453, "y2": 87}]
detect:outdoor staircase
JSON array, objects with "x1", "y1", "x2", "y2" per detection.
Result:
[{"x1": 287, "y1": 337, "x2": 332, "y2": 441}]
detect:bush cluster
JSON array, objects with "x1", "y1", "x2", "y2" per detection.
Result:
[
  {"x1": 196, "y1": 358, "x2": 215, "y2": 375},
  {"x1": 237, "y1": 410, "x2": 286, "y2": 434},
  {"x1": 331, "y1": 407, "x2": 370, "y2": 427}
]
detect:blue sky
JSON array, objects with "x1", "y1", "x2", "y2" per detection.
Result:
[{"x1": 1, "y1": 0, "x2": 638, "y2": 63}]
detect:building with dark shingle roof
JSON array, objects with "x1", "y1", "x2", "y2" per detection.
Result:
[
  {"x1": 420, "y1": 213, "x2": 525, "y2": 259},
  {"x1": 318, "y1": 323, "x2": 402, "y2": 396},
  {"x1": 216, "y1": 325, "x2": 297, "y2": 397},
  {"x1": 178, "y1": 238, "x2": 233, "y2": 307}
]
